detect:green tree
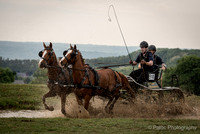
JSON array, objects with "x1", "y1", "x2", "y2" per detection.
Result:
[
  {"x1": 162, "y1": 67, "x2": 177, "y2": 87},
  {"x1": 163, "y1": 55, "x2": 200, "y2": 95},
  {"x1": 31, "y1": 69, "x2": 47, "y2": 84},
  {"x1": 0, "y1": 67, "x2": 15, "y2": 83},
  {"x1": 24, "y1": 77, "x2": 32, "y2": 84},
  {"x1": 175, "y1": 55, "x2": 200, "y2": 95}
]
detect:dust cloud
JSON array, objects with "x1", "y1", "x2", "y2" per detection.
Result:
[{"x1": 0, "y1": 93, "x2": 199, "y2": 119}]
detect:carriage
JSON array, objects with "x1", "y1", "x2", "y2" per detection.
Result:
[
  {"x1": 96, "y1": 62, "x2": 184, "y2": 104},
  {"x1": 124, "y1": 68, "x2": 184, "y2": 104}
]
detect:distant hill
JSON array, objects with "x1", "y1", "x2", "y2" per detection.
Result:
[
  {"x1": 0, "y1": 41, "x2": 139, "y2": 60},
  {"x1": 86, "y1": 48, "x2": 200, "y2": 68}
]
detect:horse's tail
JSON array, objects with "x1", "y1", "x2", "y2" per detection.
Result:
[
  {"x1": 115, "y1": 71, "x2": 128, "y2": 87},
  {"x1": 116, "y1": 71, "x2": 136, "y2": 99}
]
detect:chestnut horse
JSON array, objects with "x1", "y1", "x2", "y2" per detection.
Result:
[
  {"x1": 38, "y1": 42, "x2": 74, "y2": 116},
  {"x1": 60, "y1": 45, "x2": 135, "y2": 113}
]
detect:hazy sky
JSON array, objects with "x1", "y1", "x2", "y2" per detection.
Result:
[{"x1": 0, "y1": 0, "x2": 200, "y2": 49}]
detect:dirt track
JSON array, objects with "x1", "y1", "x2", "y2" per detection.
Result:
[{"x1": 0, "y1": 93, "x2": 199, "y2": 119}]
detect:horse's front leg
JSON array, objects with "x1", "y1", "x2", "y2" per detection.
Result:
[
  {"x1": 84, "y1": 94, "x2": 92, "y2": 110},
  {"x1": 108, "y1": 93, "x2": 120, "y2": 114},
  {"x1": 105, "y1": 97, "x2": 114, "y2": 113},
  {"x1": 61, "y1": 93, "x2": 69, "y2": 117},
  {"x1": 42, "y1": 90, "x2": 56, "y2": 111},
  {"x1": 75, "y1": 94, "x2": 83, "y2": 106}
]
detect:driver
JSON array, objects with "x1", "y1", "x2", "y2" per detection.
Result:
[{"x1": 129, "y1": 41, "x2": 154, "y2": 84}]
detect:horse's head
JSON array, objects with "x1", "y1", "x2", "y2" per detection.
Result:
[
  {"x1": 60, "y1": 44, "x2": 79, "y2": 66},
  {"x1": 38, "y1": 42, "x2": 56, "y2": 68}
]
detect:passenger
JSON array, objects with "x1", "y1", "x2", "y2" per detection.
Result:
[
  {"x1": 148, "y1": 45, "x2": 167, "y2": 87},
  {"x1": 129, "y1": 41, "x2": 154, "y2": 84},
  {"x1": 148, "y1": 45, "x2": 166, "y2": 71}
]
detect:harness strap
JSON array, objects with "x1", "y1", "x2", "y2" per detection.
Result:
[
  {"x1": 91, "y1": 69, "x2": 99, "y2": 87},
  {"x1": 67, "y1": 67, "x2": 74, "y2": 84},
  {"x1": 61, "y1": 67, "x2": 69, "y2": 84},
  {"x1": 47, "y1": 79, "x2": 55, "y2": 84},
  {"x1": 47, "y1": 65, "x2": 74, "y2": 87},
  {"x1": 77, "y1": 66, "x2": 100, "y2": 90},
  {"x1": 81, "y1": 68, "x2": 91, "y2": 86}
]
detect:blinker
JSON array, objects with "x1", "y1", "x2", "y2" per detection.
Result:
[
  {"x1": 39, "y1": 51, "x2": 43, "y2": 57},
  {"x1": 63, "y1": 50, "x2": 68, "y2": 56}
]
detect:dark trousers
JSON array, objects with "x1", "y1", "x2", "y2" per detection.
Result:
[{"x1": 129, "y1": 69, "x2": 145, "y2": 84}]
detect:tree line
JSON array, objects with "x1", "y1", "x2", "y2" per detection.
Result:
[
  {"x1": 0, "y1": 57, "x2": 38, "y2": 76},
  {"x1": 1, "y1": 48, "x2": 199, "y2": 75},
  {"x1": 85, "y1": 48, "x2": 200, "y2": 68}
]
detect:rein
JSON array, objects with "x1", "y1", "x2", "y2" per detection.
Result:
[
  {"x1": 95, "y1": 63, "x2": 131, "y2": 69},
  {"x1": 70, "y1": 63, "x2": 131, "y2": 70},
  {"x1": 64, "y1": 64, "x2": 123, "y2": 90},
  {"x1": 61, "y1": 47, "x2": 123, "y2": 90},
  {"x1": 48, "y1": 66, "x2": 99, "y2": 89}
]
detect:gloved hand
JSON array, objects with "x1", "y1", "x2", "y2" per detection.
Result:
[
  {"x1": 162, "y1": 64, "x2": 167, "y2": 70},
  {"x1": 140, "y1": 60, "x2": 146, "y2": 65}
]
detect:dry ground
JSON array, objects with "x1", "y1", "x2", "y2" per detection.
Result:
[{"x1": 0, "y1": 93, "x2": 199, "y2": 119}]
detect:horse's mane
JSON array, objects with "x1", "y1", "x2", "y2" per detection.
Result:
[{"x1": 78, "y1": 51, "x2": 85, "y2": 65}]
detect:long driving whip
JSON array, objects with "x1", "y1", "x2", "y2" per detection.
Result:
[{"x1": 108, "y1": 5, "x2": 132, "y2": 61}]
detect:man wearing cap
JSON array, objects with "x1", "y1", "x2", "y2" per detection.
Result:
[{"x1": 129, "y1": 41, "x2": 154, "y2": 84}]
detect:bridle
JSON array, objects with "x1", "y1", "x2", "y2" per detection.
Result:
[
  {"x1": 38, "y1": 48, "x2": 56, "y2": 68},
  {"x1": 62, "y1": 48, "x2": 79, "y2": 64},
  {"x1": 39, "y1": 47, "x2": 74, "y2": 87}
]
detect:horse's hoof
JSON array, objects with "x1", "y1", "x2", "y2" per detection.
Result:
[
  {"x1": 105, "y1": 108, "x2": 113, "y2": 114},
  {"x1": 108, "y1": 110, "x2": 113, "y2": 114},
  {"x1": 105, "y1": 108, "x2": 109, "y2": 114},
  {"x1": 61, "y1": 109, "x2": 69, "y2": 117},
  {"x1": 62, "y1": 112, "x2": 70, "y2": 117},
  {"x1": 48, "y1": 106, "x2": 54, "y2": 111}
]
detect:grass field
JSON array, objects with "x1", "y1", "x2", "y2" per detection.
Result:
[
  {"x1": 0, "y1": 118, "x2": 199, "y2": 134},
  {"x1": 0, "y1": 84, "x2": 49, "y2": 110}
]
